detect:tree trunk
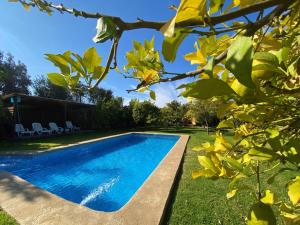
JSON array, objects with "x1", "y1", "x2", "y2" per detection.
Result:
[{"x1": 205, "y1": 117, "x2": 209, "y2": 135}]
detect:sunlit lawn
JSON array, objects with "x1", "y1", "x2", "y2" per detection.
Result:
[{"x1": 0, "y1": 127, "x2": 297, "y2": 225}]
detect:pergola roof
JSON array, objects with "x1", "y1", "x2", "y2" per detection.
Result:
[{"x1": 2, "y1": 93, "x2": 95, "y2": 109}]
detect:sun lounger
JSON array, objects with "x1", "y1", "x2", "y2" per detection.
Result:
[
  {"x1": 49, "y1": 122, "x2": 64, "y2": 134},
  {"x1": 32, "y1": 122, "x2": 52, "y2": 135},
  {"x1": 15, "y1": 124, "x2": 34, "y2": 137},
  {"x1": 65, "y1": 121, "x2": 80, "y2": 132}
]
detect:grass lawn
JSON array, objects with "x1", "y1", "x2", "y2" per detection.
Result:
[{"x1": 0, "y1": 127, "x2": 297, "y2": 225}]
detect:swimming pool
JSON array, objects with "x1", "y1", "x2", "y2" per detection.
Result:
[{"x1": 0, "y1": 133, "x2": 179, "y2": 212}]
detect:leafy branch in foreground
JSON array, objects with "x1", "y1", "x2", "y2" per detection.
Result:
[{"x1": 8, "y1": 0, "x2": 300, "y2": 224}]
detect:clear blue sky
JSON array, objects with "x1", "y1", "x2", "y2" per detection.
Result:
[
  {"x1": 1, "y1": 0, "x2": 263, "y2": 106},
  {"x1": 0, "y1": 0, "x2": 200, "y2": 106}
]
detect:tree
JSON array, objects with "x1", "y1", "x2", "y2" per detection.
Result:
[
  {"x1": 33, "y1": 75, "x2": 72, "y2": 100},
  {"x1": 0, "y1": 51, "x2": 31, "y2": 95},
  {"x1": 131, "y1": 100, "x2": 160, "y2": 126},
  {"x1": 186, "y1": 98, "x2": 222, "y2": 134},
  {"x1": 160, "y1": 100, "x2": 188, "y2": 126},
  {"x1": 94, "y1": 96, "x2": 126, "y2": 129},
  {"x1": 87, "y1": 87, "x2": 113, "y2": 104},
  {"x1": 9, "y1": 0, "x2": 300, "y2": 224}
]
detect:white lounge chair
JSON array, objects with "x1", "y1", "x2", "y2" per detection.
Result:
[
  {"x1": 32, "y1": 122, "x2": 52, "y2": 135},
  {"x1": 15, "y1": 124, "x2": 34, "y2": 137},
  {"x1": 49, "y1": 122, "x2": 64, "y2": 134},
  {"x1": 65, "y1": 121, "x2": 80, "y2": 132}
]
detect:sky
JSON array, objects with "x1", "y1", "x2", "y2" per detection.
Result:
[{"x1": 0, "y1": 0, "x2": 200, "y2": 107}]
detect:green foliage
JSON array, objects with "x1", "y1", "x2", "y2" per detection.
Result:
[
  {"x1": 94, "y1": 97, "x2": 127, "y2": 129},
  {"x1": 0, "y1": 51, "x2": 31, "y2": 95},
  {"x1": 45, "y1": 48, "x2": 105, "y2": 90},
  {"x1": 124, "y1": 38, "x2": 163, "y2": 88},
  {"x1": 160, "y1": 100, "x2": 189, "y2": 127},
  {"x1": 33, "y1": 76, "x2": 72, "y2": 100},
  {"x1": 131, "y1": 100, "x2": 160, "y2": 126}
]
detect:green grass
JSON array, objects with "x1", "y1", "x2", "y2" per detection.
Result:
[
  {"x1": 0, "y1": 127, "x2": 297, "y2": 225},
  {"x1": 0, "y1": 130, "x2": 129, "y2": 151},
  {"x1": 0, "y1": 209, "x2": 18, "y2": 225}
]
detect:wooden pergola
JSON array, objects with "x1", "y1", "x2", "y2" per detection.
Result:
[{"x1": 1, "y1": 93, "x2": 96, "y2": 130}]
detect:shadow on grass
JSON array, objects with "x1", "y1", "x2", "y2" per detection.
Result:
[
  {"x1": 0, "y1": 129, "x2": 128, "y2": 151},
  {"x1": 0, "y1": 172, "x2": 49, "y2": 202},
  {"x1": 161, "y1": 151, "x2": 185, "y2": 225}
]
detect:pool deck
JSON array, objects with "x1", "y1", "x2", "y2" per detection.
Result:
[{"x1": 0, "y1": 132, "x2": 189, "y2": 225}]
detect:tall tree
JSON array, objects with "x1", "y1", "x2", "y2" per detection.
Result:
[
  {"x1": 33, "y1": 75, "x2": 72, "y2": 100},
  {"x1": 87, "y1": 87, "x2": 113, "y2": 104},
  {"x1": 186, "y1": 98, "x2": 222, "y2": 134},
  {"x1": 131, "y1": 100, "x2": 160, "y2": 126},
  {"x1": 161, "y1": 100, "x2": 188, "y2": 126},
  {"x1": 0, "y1": 52, "x2": 31, "y2": 95}
]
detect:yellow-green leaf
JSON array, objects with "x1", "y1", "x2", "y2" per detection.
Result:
[
  {"x1": 225, "y1": 36, "x2": 255, "y2": 88},
  {"x1": 47, "y1": 73, "x2": 67, "y2": 87},
  {"x1": 248, "y1": 149, "x2": 274, "y2": 161},
  {"x1": 198, "y1": 155, "x2": 219, "y2": 174},
  {"x1": 180, "y1": 78, "x2": 235, "y2": 99},
  {"x1": 83, "y1": 47, "x2": 102, "y2": 74},
  {"x1": 287, "y1": 176, "x2": 300, "y2": 205},
  {"x1": 161, "y1": 0, "x2": 206, "y2": 37},
  {"x1": 162, "y1": 28, "x2": 190, "y2": 62},
  {"x1": 227, "y1": 189, "x2": 238, "y2": 199},
  {"x1": 150, "y1": 90, "x2": 156, "y2": 100},
  {"x1": 247, "y1": 202, "x2": 276, "y2": 225},
  {"x1": 261, "y1": 190, "x2": 275, "y2": 205}
]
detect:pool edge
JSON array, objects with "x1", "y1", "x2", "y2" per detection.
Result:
[{"x1": 0, "y1": 132, "x2": 189, "y2": 225}]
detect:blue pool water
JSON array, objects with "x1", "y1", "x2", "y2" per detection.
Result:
[{"x1": 0, "y1": 133, "x2": 179, "y2": 212}]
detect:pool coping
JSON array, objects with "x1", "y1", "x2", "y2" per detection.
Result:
[{"x1": 0, "y1": 132, "x2": 189, "y2": 225}]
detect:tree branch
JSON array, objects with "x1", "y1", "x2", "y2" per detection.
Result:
[
  {"x1": 92, "y1": 31, "x2": 122, "y2": 89},
  {"x1": 18, "y1": 0, "x2": 288, "y2": 31},
  {"x1": 128, "y1": 1, "x2": 293, "y2": 92}
]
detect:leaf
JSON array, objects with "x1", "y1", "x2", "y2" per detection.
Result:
[
  {"x1": 225, "y1": 36, "x2": 255, "y2": 88},
  {"x1": 92, "y1": 66, "x2": 105, "y2": 80},
  {"x1": 217, "y1": 119, "x2": 234, "y2": 129},
  {"x1": 254, "y1": 52, "x2": 279, "y2": 66},
  {"x1": 45, "y1": 54, "x2": 70, "y2": 74},
  {"x1": 198, "y1": 155, "x2": 219, "y2": 174},
  {"x1": 192, "y1": 169, "x2": 216, "y2": 179},
  {"x1": 83, "y1": 47, "x2": 102, "y2": 74},
  {"x1": 22, "y1": 2, "x2": 30, "y2": 10},
  {"x1": 288, "y1": 56, "x2": 300, "y2": 77},
  {"x1": 47, "y1": 73, "x2": 67, "y2": 87},
  {"x1": 160, "y1": 17, "x2": 176, "y2": 38},
  {"x1": 227, "y1": 189, "x2": 238, "y2": 199},
  {"x1": 287, "y1": 176, "x2": 300, "y2": 205},
  {"x1": 93, "y1": 17, "x2": 117, "y2": 43},
  {"x1": 261, "y1": 190, "x2": 275, "y2": 205},
  {"x1": 247, "y1": 202, "x2": 277, "y2": 225},
  {"x1": 266, "y1": 127, "x2": 279, "y2": 139},
  {"x1": 180, "y1": 78, "x2": 235, "y2": 99},
  {"x1": 248, "y1": 148, "x2": 274, "y2": 161},
  {"x1": 162, "y1": 28, "x2": 189, "y2": 62},
  {"x1": 204, "y1": 56, "x2": 215, "y2": 78},
  {"x1": 150, "y1": 90, "x2": 156, "y2": 100},
  {"x1": 267, "y1": 168, "x2": 293, "y2": 184},
  {"x1": 209, "y1": 0, "x2": 225, "y2": 14},
  {"x1": 161, "y1": 0, "x2": 206, "y2": 37},
  {"x1": 217, "y1": 102, "x2": 237, "y2": 118},
  {"x1": 176, "y1": 0, "x2": 206, "y2": 23}
]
